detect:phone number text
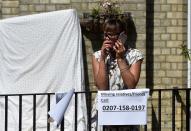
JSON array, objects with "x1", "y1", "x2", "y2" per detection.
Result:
[{"x1": 102, "y1": 105, "x2": 145, "y2": 112}]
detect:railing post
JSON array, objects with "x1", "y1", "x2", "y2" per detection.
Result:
[
  {"x1": 88, "y1": 91, "x2": 92, "y2": 131},
  {"x1": 60, "y1": 119, "x2": 64, "y2": 131},
  {"x1": 144, "y1": 125, "x2": 147, "y2": 131},
  {"x1": 75, "y1": 92, "x2": 78, "y2": 131},
  {"x1": 33, "y1": 95, "x2": 36, "y2": 131},
  {"x1": 172, "y1": 89, "x2": 176, "y2": 131},
  {"x1": 19, "y1": 95, "x2": 22, "y2": 131},
  {"x1": 186, "y1": 89, "x2": 190, "y2": 131},
  {"x1": 158, "y1": 90, "x2": 161, "y2": 131},
  {"x1": 5, "y1": 96, "x2": 8, "y2": 131},
  {"x1": 47, "y1": 94, "x2": 50, "y2": 131}
]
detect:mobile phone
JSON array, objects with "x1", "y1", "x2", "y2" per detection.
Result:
[{"x1": 118, "y1": 32, "x2": 127, "y2": 44}]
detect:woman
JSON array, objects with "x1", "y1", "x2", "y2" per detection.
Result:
[{"x1": 91, "y1": 19, "x2": 144, "y2": 131}]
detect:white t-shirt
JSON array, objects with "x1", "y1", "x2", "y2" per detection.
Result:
[{"x1": 93, "y1": 48, "x2": 144, "y2": 90}]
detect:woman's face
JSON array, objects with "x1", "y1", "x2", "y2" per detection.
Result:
[
  {"x1": 104, "y1": 27, "x2": 121, "y2": 45},
  {"x1": 103, "y1": 30, "x2": 121, "y2": 53},
  {"x1": 103, "y1": 23, "x2": 123, "y2": 54}
]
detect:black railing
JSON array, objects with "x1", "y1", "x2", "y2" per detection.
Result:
[{"x1": 0, "y1": 88, "x2": 190, "y2": 131}]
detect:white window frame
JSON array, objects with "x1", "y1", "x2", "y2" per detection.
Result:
[{"x1": 188, "y1": 0, "x2": 191, "y2": 88}]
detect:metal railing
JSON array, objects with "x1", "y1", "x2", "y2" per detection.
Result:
[{"x1": 0, "y1": 88, "x2": 190, "y2": 131}]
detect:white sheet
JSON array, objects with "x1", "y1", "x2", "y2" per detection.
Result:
[{"x1": 0, "y1": 9, "x2": 87, "y2": 131}]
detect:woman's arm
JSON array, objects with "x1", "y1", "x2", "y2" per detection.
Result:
[
  {"x1": 117, "y1": 58, "x2": 143, "y2": 89},
  {"x1": 92, "y1": 38, "x2": 114, "y2": 90},
  {"x1": 92, "y1": 55, "x2": 109, "y2": 90},
  {"x1": 113, "y1": 40, "x2": 143, "y2": 89}
]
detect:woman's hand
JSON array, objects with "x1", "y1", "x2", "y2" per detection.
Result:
[
  {"x1": 101, "y1": 39, "x2": 113, "y2": 59},
  {"x1": 113, "y1": 40, "x2": 126, "y2": 59}
]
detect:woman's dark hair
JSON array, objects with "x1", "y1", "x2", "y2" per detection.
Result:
[
  {"x1": 103, "y1": 19, "x2": 125, "y2": 33},
  {"x1": 102, "y1": 16, "x2": 137, "y2": 49}
]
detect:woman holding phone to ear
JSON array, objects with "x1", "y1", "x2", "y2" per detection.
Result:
[{"x1": 91, "y1": 19, "x2": 144, "y2": 131}]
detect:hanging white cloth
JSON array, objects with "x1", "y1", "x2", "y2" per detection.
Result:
[{"x1": 0, "y1": 9, "x2": 87, "y2": 131}]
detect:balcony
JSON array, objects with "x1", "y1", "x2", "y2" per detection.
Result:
[{"x1": 0, "y1": 88, "x2": 190, "y2": 131}]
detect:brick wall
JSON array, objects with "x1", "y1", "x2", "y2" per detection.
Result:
[
  {"x1": 0, "y1": 0, "x2": 188, "y2": 130},
  {"x1": 152, "y1": 0, "x2": 187, "y2": 89},
  {"x1": 150, "y1": 1, "x2": 187, "y2": 130}
]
